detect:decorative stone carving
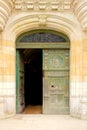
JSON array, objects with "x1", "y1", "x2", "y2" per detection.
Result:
[
  {"x1": 38, "y1": 15, "x2": 47, "y2": 26},
  {"x1": 72, "y1": 0, "x2": 87, "y2": 31},
  {"x1": 51, "y1": 1, "x2": 60, "y2": 10},
  {"x1": 14, "y1": 0, "x2": 71, "y2": 11},
  {"x1": 38, "y1": 2, "x2": 47, "y2": 10},
  {"x1": 27, "y1": 2, "x2": 34, "y2": 10},
  {"x1": 0, "y1": 0, "x2": 14, "y2": 31}
]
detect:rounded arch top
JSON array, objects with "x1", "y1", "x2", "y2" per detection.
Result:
[
  {"x1": 3, "y1": 13, "x2": 83, "y2": 42},
  {"x1": 16, "y1": 29, "x2": 70, "y2": 43},
  {"x1": 16, "y1": 29, "x2": 70, "y2": 49}
]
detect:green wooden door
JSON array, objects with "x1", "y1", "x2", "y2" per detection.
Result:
[
  {"x1": 16, "y1": 50, "x2": 25, "y2": 113},
  {"x1": 43, "y1": 49, "x2": 69, "y2": 114}
]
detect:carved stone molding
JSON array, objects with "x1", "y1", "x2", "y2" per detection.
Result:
[
  {"x1": 72, "y1": 0, "x2": 87, "y2": 31},
  {"x1": 38, "y1": 15, "x2": 48, "y2": 26},
  {"x1": 14, "y1": 0, "x2": 71, "y2": 11},
  {"x1": 0, "y1": 0, "x2": 14, "y2": 31}
]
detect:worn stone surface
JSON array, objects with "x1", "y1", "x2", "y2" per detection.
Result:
[{"x1": 0, "y1": 115, "x2": 87, "y2": 130}]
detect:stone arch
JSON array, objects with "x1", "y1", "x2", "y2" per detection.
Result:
[
  {"x1": 0, "y1": 0, "x2": 14, "y2": 31},
  {"x1": 1, "y1": 13, "x2": 84, "y2": 119},
  {"x1": 3, "y1": 13, "x2": 82, "y2": 40},
  {"x1": 72, "y1": 0, "x2": 87, "y2": 31}
]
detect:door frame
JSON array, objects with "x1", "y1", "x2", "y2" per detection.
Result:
[
  {"x1": 16, "y1": 42, "x2": 70, "y2": 49},
  {"x1": 16, "y1": 41, "x2": 70, "y2": 114},
  {"x1": 16, "y1": 29, "x2": 70, "y2": 114}
]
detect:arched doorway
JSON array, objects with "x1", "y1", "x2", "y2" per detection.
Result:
[{"x1": 16, "y1": 30, "x2": 70, "y2": 114}]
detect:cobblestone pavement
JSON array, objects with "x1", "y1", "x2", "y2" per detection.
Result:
[{"x1": 0, "y1": 115, "x2": 87, "y2": 130}]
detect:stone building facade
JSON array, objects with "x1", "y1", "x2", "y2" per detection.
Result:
[{"x1": 0, "y1": 0, "x2": 87, "y2": 119}]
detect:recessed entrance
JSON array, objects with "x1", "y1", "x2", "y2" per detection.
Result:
[
  {"x1": 16, "y1": 30, "x2": 70, "y2": 115},
  {"x1": 24, "y1": 49, "x2": 42, "y2": 114},
  {"x1": 16, "y1": 49, "x2": 42, "y2": 114}
]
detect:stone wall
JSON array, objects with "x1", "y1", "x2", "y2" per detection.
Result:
[{"x1": 0, "y1": 0, "x2": 87, "y2": 119}]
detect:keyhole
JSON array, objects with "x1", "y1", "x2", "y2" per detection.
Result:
[{"x1": 51, "y1": 85, "x2": 54, "y2": 88}]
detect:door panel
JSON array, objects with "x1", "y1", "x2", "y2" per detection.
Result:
[
  {"x1": 43, "y1": 49, "x2": 69, "y2": 114},
  {"x1": 16, "y1": 50, "x2": 25, "y2": 113}
]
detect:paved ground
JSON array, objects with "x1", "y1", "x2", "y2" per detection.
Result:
[{"x1": 0, "y1": 115, "x2": 87, "y2": 130}]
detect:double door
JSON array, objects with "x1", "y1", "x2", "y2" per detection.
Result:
[{"x1": 16, "y1": 49, "x2": 69, "y2": 114}]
